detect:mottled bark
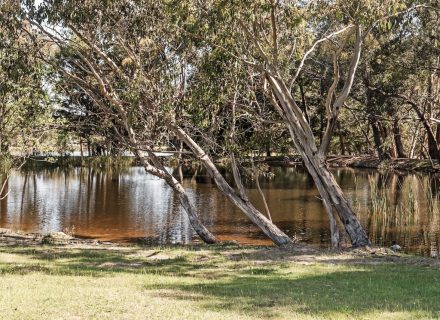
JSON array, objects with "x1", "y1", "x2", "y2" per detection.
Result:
[
  {"x1": 172, "y1": 125, "x2": 294, "y2": 248},
  {"x1": 266, "y1": 69, "x2": 370, "y2": 247}
]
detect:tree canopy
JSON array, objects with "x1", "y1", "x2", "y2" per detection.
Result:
[{"x1": 0, "y1": 0, "x2": 438, "y2": 247}]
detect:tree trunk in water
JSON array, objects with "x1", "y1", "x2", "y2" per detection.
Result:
[
  {"x1": 172, "y1": 126, "x2": 294, "y2": 248},
  {"x1": 267, "y1": 74, "x2": 369, "y2": 247},
  {"x1": 133, "y1": 149, "x2": 217, "y2": 244}
]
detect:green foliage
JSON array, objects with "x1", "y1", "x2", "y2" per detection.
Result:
[
  {"x1": 0, "y1": 0, "x2": 54, "y2": 156},
  {"x1": 2, "y1": 0, "x2": 438, "y2": 162}
]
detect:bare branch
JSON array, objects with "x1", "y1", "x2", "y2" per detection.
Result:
[
  {"x1": 333, "y1": 25, "x2": 362, "y2": 109},
  {"x1": 289, "y1": 25, "x2": 354, "y2": 88}
]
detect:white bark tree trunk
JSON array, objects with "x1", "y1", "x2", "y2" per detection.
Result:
[
  {"x1": 267, "y1": 74, "x2": 369, "y2": 247},
  {"x1": 172, "y1": 125, "x2": 294, "y2": 247},
  {"x1": 132, "y1": 147, "x2": 217, "y2": 244}
]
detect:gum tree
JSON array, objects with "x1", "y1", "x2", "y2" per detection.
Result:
[
  {"x1": 196, "y1": 0, "x2": 427, "y2": 247},
  {"x1": 26, "y1": 0, "x2": 294, "y2": 247}
]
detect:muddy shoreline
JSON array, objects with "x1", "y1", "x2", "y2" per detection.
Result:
[{"x1": 3, "y1": 228, "x2": 440, "y2": 267}]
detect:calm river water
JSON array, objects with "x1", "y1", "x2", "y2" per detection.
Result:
[{"x1": 1, "y1": 166, "x2": 439, "y2": 256}]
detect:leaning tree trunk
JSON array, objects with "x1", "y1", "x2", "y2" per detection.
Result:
[
  {"x1": 403, "y1": 98, "x2": 440, "y2": 161},
  {"x1": 416, "y1": 112, "x2": 440, "y2": 161},
  {"x1": 116, "y1": 110, "x2": 217, "y2": 245},
  {"x1": 171, "y1": 125, "x2": 294, "y2": 248},
  {"x1": 43, "y1": 21, "x2": 216, "y2": 245},
  {"x1": 133, "y1": 148, "x2": 217, "y2": 244},
  {"x1": 267, "y1": 74, "x2": 370, "y2": 247}
]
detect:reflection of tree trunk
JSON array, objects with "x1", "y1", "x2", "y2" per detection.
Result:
[
  {"x1": 393, "y1": 174, "x2": 405, "y2": 205},
  {"x1": 0, "y1": 179, "x2": 8, "y2": 223},
  {"x1": 20, "y1": 173, "x2": 29, "y2": 213},
  {"x1": 191, "y1": 165, "x2": 198, "y2": 184},
  {"x1": 162, "y1": 191, "x2": 179, "y2": 243},
  {"x1": 33, "y1": 173, "x2": 37, "y2": 207},
  {"x1": 86, "y1": 169, "x2": 93, "y2": 216},
  {"x1": 429, "y1": 198, "x2": 439, "y2": 257},
  {"x1": 429, "y1": 175, "x2": 440, "y2": 194},
  {"x1": 250, "y1": 157, "x2": 272, "y2": 222}
]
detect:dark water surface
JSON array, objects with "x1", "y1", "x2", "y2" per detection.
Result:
[{"x1": 1, "y1": 166, "x2": 439, "y2": 256}]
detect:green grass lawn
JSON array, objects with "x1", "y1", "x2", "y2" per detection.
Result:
[{"x1": 0, "y1": 244, "x2": 439, "y2": 319}]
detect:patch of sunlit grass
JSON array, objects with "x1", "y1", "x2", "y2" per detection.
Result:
[{"x1": 0, "y1": 245, "x2": 439, "y2": 319}]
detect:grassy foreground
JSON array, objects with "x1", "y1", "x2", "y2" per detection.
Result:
[{"x1": 0, "y1": 242, "x2": 440, "y2": 320}]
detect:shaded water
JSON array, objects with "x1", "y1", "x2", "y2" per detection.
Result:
[{"x1": 0, "y1": 166, "x2": 439, "y2": 256}]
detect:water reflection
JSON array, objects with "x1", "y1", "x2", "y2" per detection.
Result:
[{"x1": 0, "y1": 166, "x2": 439, "y2": 256}]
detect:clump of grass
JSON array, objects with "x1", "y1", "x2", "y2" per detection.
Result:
[
  {"x1": 424, "y1": 181, "x2": 440, "y2": 218},
  {"x1": 41, "y1": 234, "x2": 55, "y2": 245},
  {"x1": 368, "y1": 175, "x2": 393, "y2": 244}
]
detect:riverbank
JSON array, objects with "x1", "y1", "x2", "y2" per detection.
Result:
[
  {"x1": 19, "y1": 154, "x2": 440, "y2": 173},
  {"x1": 265, "y1": 155, "x2": 440, "y2": 172},
  {"x1": 1, "y1": 230, "x2": 440, "y2": 319}
]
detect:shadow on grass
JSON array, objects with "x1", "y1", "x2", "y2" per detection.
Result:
[
  {"x1": 0, "y1": 246, "x2": 215, "y2": 277},
  {"x1": 1, "y1": 245, "x2": 440, "y2": 317},
  {"x1": 148, "y1": 266, "x2": 440, "y2": 317}
]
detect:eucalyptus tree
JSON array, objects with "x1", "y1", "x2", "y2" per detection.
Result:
[
  {"x1": 27, "y1": 0, "x2": 294, "y2": 247},
  {"x1": 193, "y1": 0, "x2": 431, "y2": 247},
  {"x1": 24, "y1": 0, "x2": 217, "y2": 244},
  {"x1": 0, "y1": 0, "x2": 53, "y2": 199},
  {"x1": 0, "y1": 0, "x2": 50, "y2": 157},
  {"x1": 367, "y1": 5, "x2": 439, "y2": 161},
  {"x1": 345, "y1": 2, "x2": 439, "y2": 161}
]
